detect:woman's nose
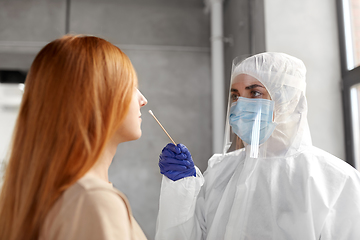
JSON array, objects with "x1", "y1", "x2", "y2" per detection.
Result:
[{"x1": 138, "y1": 90, "x2": 147, "y2": 106}]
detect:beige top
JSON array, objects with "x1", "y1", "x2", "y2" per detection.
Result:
[{"x1": 40, "y1": 173, "x2": 147, "y2": 240}]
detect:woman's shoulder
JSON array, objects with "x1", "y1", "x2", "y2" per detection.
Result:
[
  {"x1": 67, "y1": 173, "x2": 131, "y2": 216},
  {"x1": 42, "y1": 173, "x2": 135, "y2": 239},
  {"x1": 76, "y1": 172, "x2": 117, "y2": 191}
]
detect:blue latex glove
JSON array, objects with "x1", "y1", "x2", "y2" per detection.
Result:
[{"x1": 159, "y1": 143, "x2": 196, "y2": 181}]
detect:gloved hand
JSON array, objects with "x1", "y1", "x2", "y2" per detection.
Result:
[{"x1": 159, "y1": 143, "x2": 196, "y2": 181}]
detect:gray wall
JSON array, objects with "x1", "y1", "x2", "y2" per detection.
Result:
[
  {"x1": 0, "y1": 0, "x2": 67, "y2": 181},
  {"x1": 265, "y1": 0, "x2": 345, "y2": 159},
  {"x1": 0, "y1": 0, "x2": 66, "y2": 69},
  {"x1": 0, "y1": 0, "x2": 212, "y2": 239},
  {"x1": 224, "y1": 0, "x2": 265, "y2": 97}
]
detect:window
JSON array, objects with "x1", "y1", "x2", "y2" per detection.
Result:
[
  {"x1": 343, "y1": 0, "x2": 360, "y2": 70},
  {"x1": 350, "y1": 83, "x2": 360, "y2": 169},
  {"x1": 338, "y1": 0, "x2": 360, "y2": 169}
]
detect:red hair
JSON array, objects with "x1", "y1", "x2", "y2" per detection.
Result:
[{"x1": 0, "y1": 35, "x2": 137, "y2": 240}]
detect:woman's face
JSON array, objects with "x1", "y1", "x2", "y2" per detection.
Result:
[
  {"x1": 230, "y1": 74, "x2": 271, "y2": 102},
  {"x1": 115, "y1": 88, "x2": 147, "y2": 143},
  {"x1": 229, "y1": 74, "x2": 273, "y2": 148}
]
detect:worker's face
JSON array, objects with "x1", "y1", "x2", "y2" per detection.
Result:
[
  {"x1": 230, "y1": 74, "x2": 271, "y2": 102},
  {"x1": 115, "y1": 88, "x2": 147, "y2": 143}
]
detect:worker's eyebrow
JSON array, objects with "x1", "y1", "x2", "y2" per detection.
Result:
[
  {"x1": 245, "y1": 84, "x2": 265, "y2": 90},
  {"x1": 231, "y1": 88, "x2": 239, "y2": 93}
]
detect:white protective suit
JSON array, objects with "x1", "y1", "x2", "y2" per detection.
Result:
[{"x1": 156, "y1": 52, "x2": 360, "y2": 240}]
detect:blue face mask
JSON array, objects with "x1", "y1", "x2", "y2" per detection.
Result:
[{"x1": 229, "y1": 97, "x2": 277, "y2": 145}]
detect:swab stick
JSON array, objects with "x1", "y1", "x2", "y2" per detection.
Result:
[{"x1": 148, "y1": 110, "x2": 176, "y2": 145}]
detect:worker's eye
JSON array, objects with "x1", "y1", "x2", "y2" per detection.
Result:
[
  {"x1": 251, "y1": 90, "x2": 262, "y2": 98},
  {"x1": 231, "y1": 93, "x2": 239, "y2": 102}
]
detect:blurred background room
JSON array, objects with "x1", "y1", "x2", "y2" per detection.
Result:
[{"x1": 1, "y1": 0, "x2": 360, "y2": 238}]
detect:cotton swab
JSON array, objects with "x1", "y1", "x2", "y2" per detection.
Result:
[{"x1": 148, "y1": 110, "x2": 176, "y2": 145}]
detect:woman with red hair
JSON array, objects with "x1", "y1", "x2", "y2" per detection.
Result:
[{"x1": 0, "y1": 35, "x2": 148, "y2": 240}]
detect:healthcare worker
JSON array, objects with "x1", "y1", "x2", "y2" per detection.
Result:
[{"x1": 155, "y1": 52, "x2": 360, "y2": 240}]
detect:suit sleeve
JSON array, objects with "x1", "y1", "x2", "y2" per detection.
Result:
[{"x1": 155, "y1": 166, "x2": 206, "y2": 240}]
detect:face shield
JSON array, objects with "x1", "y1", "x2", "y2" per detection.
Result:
[{"x1": 223, "y1": 55, "x2": 277, "y2": 158}]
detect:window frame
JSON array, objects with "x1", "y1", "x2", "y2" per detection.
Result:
[{"x1": 337, "y1": 0, "x2": 360, "y2": 168}]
